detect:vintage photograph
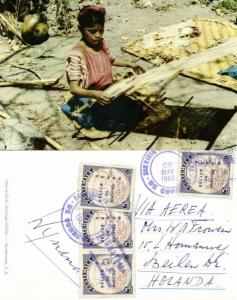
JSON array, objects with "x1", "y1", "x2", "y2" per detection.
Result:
[{"x1": 0, "y1": 0, "x2": 237, "y2": 150}]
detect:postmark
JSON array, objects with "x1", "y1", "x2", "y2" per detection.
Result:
[
  {"x1": 61, "y1": 192, "x2": 113, "y2": 245},
  {"x1": 82, "y1": 253, "x2": 133, "y2": 295},
  {"x1": 80, "y1": 165, "x2": 134, "y2": 210},
  {"x1": 140, "y1": 151, "x2": 182, "y2": 197},
  {"x1": 61, "y1": 192, "x2": 82, "y2": 243},
  {"x1": 180, "y1": 152, "x2": 233, "y2": 195},
  {"x1": 82, "y1": 209, "x2": 132, "y2": 249}
]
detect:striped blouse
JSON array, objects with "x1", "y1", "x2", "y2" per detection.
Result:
[{"x1": 66, "y1": 39, "x2": 115, "y2": 90}]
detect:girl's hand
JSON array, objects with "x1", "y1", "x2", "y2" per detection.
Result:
[
  {"x1": 92, "y1": 91, "x2": 112, "y2": 106},
  {"x1": 131, "y1": 63, "x2": 145, "y2": 75},
  {"x1": 112, "y1": 58, "x2": 145, "y2": 74}
]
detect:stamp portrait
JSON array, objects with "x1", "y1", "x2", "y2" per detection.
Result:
[
  {"x1": 180, "y1": 152, "x2": 233, "y2": 195},
  {"x1": 82, "y1": 253, "x2": 133, "y2": 295},
  {"x1": 82, "y1": 209, "x2": 133, "y2": 249},
  {"x1": 80, "y1": 165, "x2": 134, "y2": 210}
]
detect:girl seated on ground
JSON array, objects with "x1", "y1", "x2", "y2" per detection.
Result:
[{"x1": 61, "y1": 5, "x2": 145, "y2": 132}]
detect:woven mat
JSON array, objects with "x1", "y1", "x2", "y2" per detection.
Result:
[
  {"x1": 123, "y1": 17, "x2": 237, "y2": 65},
  {"x1": 183, "y1": 54, "x2": 237, "y2": 92},
  {"x1": 123, "y1": 17, "x2": 237, "y2": 91}
]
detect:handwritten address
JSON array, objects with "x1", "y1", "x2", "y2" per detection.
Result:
[{"x1": 136, "y1": 194, "x2": 232, "y2": 290}]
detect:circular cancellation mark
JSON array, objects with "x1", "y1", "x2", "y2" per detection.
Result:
[
  {"x1": 61, "y1": 192, "x2": 83, "y2": 243},
  {"x1": 140, "y1": 151, "x2": 182, "y2": 197}
]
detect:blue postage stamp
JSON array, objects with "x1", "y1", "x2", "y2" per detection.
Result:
[
  {"x1": 180, "y1": 152, "x2": 233, "y2": 195},
  {"x1": 80, "y1": 165, "x2": 134, "y2": 210},
  {"x1": 82, "y1": 253, "x2": 133, "y2": 295},
  {"x1": 82, "y1": 209, "x2": 133, "y2": 249}
]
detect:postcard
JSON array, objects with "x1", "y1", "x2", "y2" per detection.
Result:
[{"x1": 0, "y1": 150, "x2": 236, "y2": 300}]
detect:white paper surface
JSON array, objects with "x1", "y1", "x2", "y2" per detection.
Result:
[{"x1": 0, "y1": 151, "x2": 236, "y2": 300}]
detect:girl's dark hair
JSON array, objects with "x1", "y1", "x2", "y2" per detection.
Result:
[{"x1": 77, "y1": 6, "x2": 106, "y2": 29}]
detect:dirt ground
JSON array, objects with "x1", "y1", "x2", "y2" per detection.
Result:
[{"x1": 0, "y1": 0, "x2": 237, "y2": 150}]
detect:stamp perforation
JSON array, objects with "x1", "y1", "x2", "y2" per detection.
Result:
[{"x1": 78, "y1": 163, "x2": 136, "y2": 297}]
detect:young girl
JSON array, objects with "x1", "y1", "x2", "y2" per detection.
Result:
[{"x1": 61, "y1": 5, "x2": 145, "y2": 132}]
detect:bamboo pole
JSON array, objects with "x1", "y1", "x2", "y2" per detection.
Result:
[
  {"x1": 0, "y1": 78, "x2": 60, "y2": 87},
  {"x1": 106, "y1": 37, "x2": 237, "y2": 99}
]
